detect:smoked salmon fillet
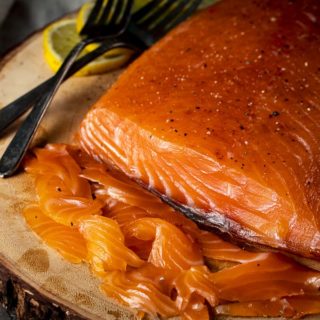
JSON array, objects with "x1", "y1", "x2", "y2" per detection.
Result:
[{"x1": 80, "y1": 0, "x2": 320, "y2": 260}]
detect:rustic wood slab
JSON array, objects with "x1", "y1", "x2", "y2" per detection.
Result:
[{"x1": 0, "y1": 29, "x2": 318, "y2": 320}]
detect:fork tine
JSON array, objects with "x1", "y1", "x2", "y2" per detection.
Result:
[
  {"x1": 108, "y1": 0, "x2": 125, "y2": 25},
  {"x1": 168, "y1": 0, "x2": 202, "y2": 28},
  {"x1": 80, "y1": 0, "x2": 104, "y2": 35},
  {"x1": 97, "y1": 0, "x2": 117, "y2": 26},
  {"x1": 151, "y1": 0, "x2": 202, "y2": 39},
  {"x1": 117, "y1": 0, "x2": 134, "y2": 29},
  {"x1": 137, "y1": 0, "x2": 175, "y2": 29},
  {"x1": 132, "y1": 0, "x2": 162, "y2": 22}
]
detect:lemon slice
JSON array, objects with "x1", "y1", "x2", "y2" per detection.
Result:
[{"x1": 43, "y1": 18, "x2": 133, "y2": 76}]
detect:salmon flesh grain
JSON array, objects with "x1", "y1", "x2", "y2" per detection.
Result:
[{"x1": 80, "y1": 0, "x2": 320, "y2": 260}]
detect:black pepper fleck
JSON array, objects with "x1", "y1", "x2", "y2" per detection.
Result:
[{"x1": 269, "y1": 111, "x2": 280, "y2": 118}]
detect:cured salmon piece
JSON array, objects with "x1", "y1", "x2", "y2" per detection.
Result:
[
  {"x1": 23, "y1": 144, "x2": 320, "y2": 318},
  {"x1": 23, "y1": 206, "x2": 87, "y2": 263},
  {"x1": 83, "y1": 167, "x2": 201, "y2": 238},
  {"x1": 125, "y1": 218, "x2": 203, "y2": 271},
  {"x1": 198, "y1": 231, "x2": 267, "y2": 264},
  {"x1": 210, "y1": 253, "x2": 320, "y2": 301},
  {"x1": 25, "y1": 145, "x2": 104, "y2": 227},
  {"x1": 101, "y1": 265, "x2": 213, "y2": 318},
  {"x1": 181, "y1": 296, "x2": 210, "y2": 320},
  {"x1": 173, "y1": 266, "x2": 217, "y2": 310},
  {"x1": 79, "y1": 215, "x2": 144, "y2": 276},
  {"x1": 80, "y1": 0, "x2": 320, "y2": 260},
  {"x1": 26, "y1": 144, "x2": 92, "y2": 198},
  {"x1": 101, "y1": 270, "x2": 178, "y2": 318},
  {"x1": 215, "y1": 296, "x2": 320, "y2": 318}
]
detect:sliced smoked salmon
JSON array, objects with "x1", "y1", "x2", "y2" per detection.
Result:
[
  {"x1": 210, "y1": 253, "x2": 320, "y2": 301},
  {"x1": 173, "y1": 265, "x2": 217, "y2": 310},
  {"x1": 80, "y1": 0, "x2": 320, "y2": 261},
  {"x1": 101, "y1": 270, "x2": 178, "y2": 318},
  {"x1": 26, "y1": 145, "x2": 103, "y2": 227},
  {"x1": 79, "y1": 215, "x2": 144, "y2": 276},
  {"x1": 215, "y1": 296, "x2": 320, "y2": 318},
  {"x1": 125, "y1": 218, "x2": 203, "y2": 271},
  {"x1": 22, "y1": 144, "x2": 320, "y2": 318},
  {"x1": 23, "y1": 205, "x2": 87, "y2": 263}
]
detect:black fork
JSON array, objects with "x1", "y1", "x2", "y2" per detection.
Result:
[
  {"x1": 0, "y1": 0, "x2": 134, "y2": 178},
  {"x1": 132, "y1": 0, "x2": 201, "y2": 45},
  {"x1": 0, "y1": 0, "x2": 201, "y2": 178}
]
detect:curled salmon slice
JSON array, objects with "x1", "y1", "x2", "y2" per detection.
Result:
[
  {"x1": 23, "y1": 205, "x2": 87, "y2": 263},
  {"x1": 173, "y1": 266, "x2": 218, "y2": 310},
  {"x1": 26, "y1": 144, "x2": 92, "y2": 198},
  {"x1": 39, "y1": 193, "x2": 103, "y2": 228},
  {"x1": 125, "y1": 218, "x2": 203, "y2": 271},
  {"x1": 101, "y1": 270, "x2": 178, "y2": 317},
  {"x1": 79, "y1": 215, "x2": 144, "y2": 276},
  {"x1": 25, "y1": 146, "x2": 104, "y2": 227}
]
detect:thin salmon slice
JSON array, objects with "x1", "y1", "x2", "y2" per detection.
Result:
[
  {"x1": 79, "y1": 215, "x2": 144, "y2": 276},
  {"x1": 210, "y1": 253, "x2": 320, "y2": 301},
  {"x1": 23, "y1": 205, "x2": 87, "y2": 263},
  {"x1": 125, "y1": 218, "x2": 203, "y2": 271},
  {"x1": 215, "y1": 296, "x2": 320, "y2": 318},
  {"x1": 80, "y1": 0, "x2": 320, "y2": 260},
  {"x1": 101, "y1": 270, "x2": 178, "y2": 318}
]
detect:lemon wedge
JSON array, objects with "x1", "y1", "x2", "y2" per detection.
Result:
[{"x1": 43, "y1": 18, "x2": 133, "y2": 76}]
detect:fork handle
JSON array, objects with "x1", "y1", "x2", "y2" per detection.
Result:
[
  {"x1": 0, "y1": 37, "x2": 138, "y2": 178},
  {"x1": 0, "y1": 40, "x2": 89, "y2": 178}
]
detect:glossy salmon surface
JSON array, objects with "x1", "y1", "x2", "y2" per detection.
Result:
[{"x1": 80, "y1": 0, "x2": 320, "y2": 260}]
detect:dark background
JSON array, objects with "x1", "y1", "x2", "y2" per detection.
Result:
[{"x1": 0, "y1": 0, "x2": 86, "y2": 56}]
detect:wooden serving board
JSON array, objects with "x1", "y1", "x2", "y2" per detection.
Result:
[{"x1": 0, "y1": 30, "x2": 317, "y2": 320}]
